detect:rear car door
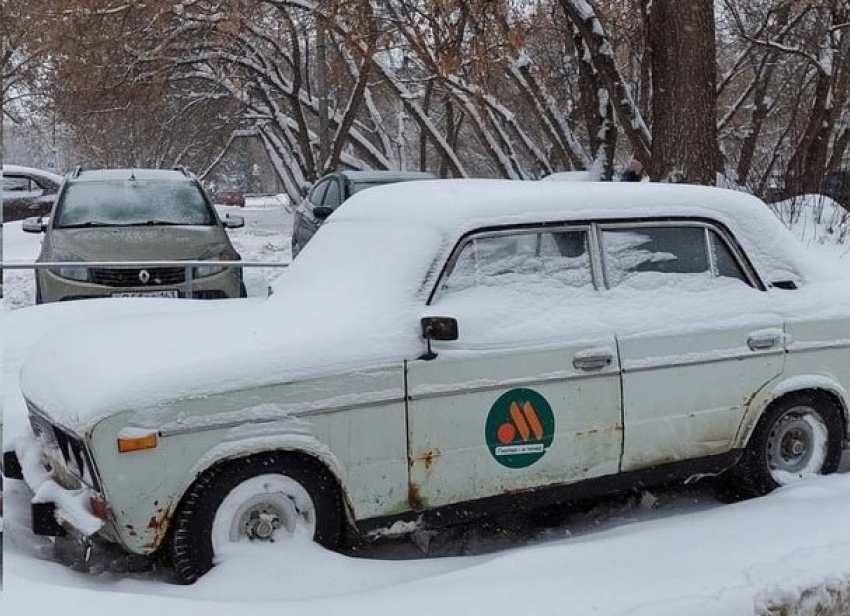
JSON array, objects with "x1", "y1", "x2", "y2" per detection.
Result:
[
  {"x1": 600, "y1": 222, "x2": 785, "y2": 471},
  {"x1": 406, "y1": 226, "x2": 624, "y2": 509}
]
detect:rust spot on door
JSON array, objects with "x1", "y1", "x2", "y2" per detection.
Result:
[{"x1": 412, "y1": 448, "x2": 441, "y2": 471}]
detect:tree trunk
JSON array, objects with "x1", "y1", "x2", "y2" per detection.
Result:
[{"x1": 647, "y1": 0, "x2": 721, "y2": 184}]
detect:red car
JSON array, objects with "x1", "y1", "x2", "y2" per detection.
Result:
[{"x1": 214, "y1": 189, "x2": 246, "y2": 207}]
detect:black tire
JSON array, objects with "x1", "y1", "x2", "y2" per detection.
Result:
[
  {"x1": 169, "y1": 452, "x2": 342, "y2": 584},
  {"x1": 720, "y1": 392, "x2": 843, "y2": 500}
]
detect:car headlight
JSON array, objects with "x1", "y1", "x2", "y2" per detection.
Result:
[
  {"x1": 194, "y1": 245, "x2": 241, "y2": 278},
  {"x1": 49, "y1": 251, "x2": 90, "y2": 281},
  {"x1": 194, "y1": 262, "x2": 226, "y2": 278}
]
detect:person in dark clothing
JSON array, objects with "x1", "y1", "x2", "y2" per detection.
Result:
[{"x1": 620, "y1": 159, "x2": 644, "y2": 182}]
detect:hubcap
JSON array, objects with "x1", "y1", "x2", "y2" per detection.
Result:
[
  {"x1": 766, "y1": 406, "x2": 828, "y2": 484},
  {"x1": 211, "y1": 474, "x2": 317, "y2": 555}
]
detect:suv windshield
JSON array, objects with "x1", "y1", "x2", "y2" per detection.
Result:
[{"x1": 55, "y1": 180, "x2": 216, "y2": 228}]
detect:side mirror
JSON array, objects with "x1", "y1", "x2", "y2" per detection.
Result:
[
  {"x1": 224, "y1": 214, "x2": 245, "y2": 229},
  {"x1": 22, "y1": 217, "x2": 47, "y2": 233},
  {"x1": 421, "y1": 316, "x2": 459, "y2": 341},
  {"x1": 313, "y1": 205, "x2": 333, "y2": 220},
  {"x1": 420, "y1": 316, "x2": 458, "y2": 361}
]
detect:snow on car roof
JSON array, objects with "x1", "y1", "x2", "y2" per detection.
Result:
[
  {"x1": 2, "y1": 164, "x2": 64, "y2": 185},
  {"x1": 73, "y1": 168, "x2": 194, "y2": 182},
  {"x1": 331, "y1": 179, "x2": 824, "y2": 286},
  {"x1": 340, "y1": 170, "x2": 436, "y2": 183}
]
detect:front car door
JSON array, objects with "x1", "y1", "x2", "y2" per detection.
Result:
[
  {"x1": 600, "y1": 222, "x2": 785, "y2": 471},
  {"x1": 406, "y1": 225, "x2": 624, "y2": 510}
]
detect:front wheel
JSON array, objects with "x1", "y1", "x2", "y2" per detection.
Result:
[
  {"x1": 169, "y1": 453, "x2": 342, "y2": 584},
  {"x1": 721, "y1": 392, "x2": 844, "y2": 500}
]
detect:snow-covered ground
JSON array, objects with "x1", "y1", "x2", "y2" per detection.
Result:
[{"x1": 4, "y1": 193, "x2": 850, "y2": 615}]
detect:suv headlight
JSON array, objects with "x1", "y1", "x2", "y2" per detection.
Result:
[
  {"x1": 194, "y1": 245, "x2": 241, "y2": 278},
  {"x1": 49, "y1": 251, "x2": 90, "y2": 281}
]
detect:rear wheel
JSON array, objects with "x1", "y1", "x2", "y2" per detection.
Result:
[
  {"x1": 720, "y1": 392, "x2": 843, "y2": 499},
  {"x1": 169, "y1": 453, "x2": 342, "y2": 584}
]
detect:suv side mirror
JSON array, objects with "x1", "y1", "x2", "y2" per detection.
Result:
[
  {"x1": 313, "y1": 205, "x2": 333, "y2": 220},
  {"x1": 22, "y1": 217, "x2": 47, "y2": 233},
  {"x1": 223, "y1": 214, "x2": 245, "y2": 229}
]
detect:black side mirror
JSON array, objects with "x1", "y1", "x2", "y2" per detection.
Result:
[
  {"x1": 420, "y1": 316, "x2": 458, "y2": 360},
  {"x1": 313, "y1": 205, "x2": 333, "y2": 220}
]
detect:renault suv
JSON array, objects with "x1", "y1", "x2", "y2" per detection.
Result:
[{"x1": 23, "y1": 167, "x2": 246, "y2": 303}]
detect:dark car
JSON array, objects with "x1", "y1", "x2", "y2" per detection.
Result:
[
  {"x1": 822, "y1": 170, "x2": 850, "y2": 209},
  {"x1": 291, "y1": 170, "x2": 436, "y2": 257},
  {"x1": 213, "y1": 189, "x2": 246, "y2": 207},
  {"x1": 2, "y1": 164, "x2": 63, "y2": 222}
]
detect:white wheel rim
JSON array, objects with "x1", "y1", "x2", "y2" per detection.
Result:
[
  {"x1": 211, "y1": 474, "x2": 317, "y2": 556},
  {"x1": 766, "y1": 407, "x2": 829, "y2": 485}
]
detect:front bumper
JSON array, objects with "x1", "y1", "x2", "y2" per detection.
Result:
[
  {"x1": 4, "y1": 434, "x2": 106, "y2": 541},
  {"x1": 37, "y1": 266, "x2": 242, "y2": 303}
]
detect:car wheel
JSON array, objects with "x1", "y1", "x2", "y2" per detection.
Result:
[
  {"x1": 720, "y1": 392, "x2": 843, "y2": 500},
  {"x1": 169, "y1": 452, "x2": 342, "y2": 584}
]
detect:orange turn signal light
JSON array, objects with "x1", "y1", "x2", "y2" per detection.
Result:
[{"x1": 117, "y1": 432, "x2": 158, "y2": 453}]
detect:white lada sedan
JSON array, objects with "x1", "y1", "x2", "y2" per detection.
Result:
[{"x1": 5, "y1": 180, "x2": 849, "y2": 583}]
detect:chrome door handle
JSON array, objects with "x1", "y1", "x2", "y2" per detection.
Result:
[
  {"x1": 747, "y1": 332, "x2": 782, "y2": 351},
  {"x1": 573, "y1": 351, "x2": 613, "y2": 371}
]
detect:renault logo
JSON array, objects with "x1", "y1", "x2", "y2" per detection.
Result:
[{"x1": 138, "y1": 269, "x2": 151, "y2": 284}]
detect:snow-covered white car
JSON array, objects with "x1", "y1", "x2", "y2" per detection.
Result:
[{"x1": 6, "y1": 180, "x2": 850, "y2": 583}]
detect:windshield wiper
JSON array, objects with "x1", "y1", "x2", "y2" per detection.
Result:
[
  {"x1": 127, "y1": 219, "x2": 184, "y2": 226},
  {"x1": 59, "y1": 221, "x2": 119, "y2": 228}
]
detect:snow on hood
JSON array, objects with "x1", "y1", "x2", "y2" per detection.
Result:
[
  {"x1": 19, "y1": 180, "x2": 833, "y2": 431},
  {"x1": 20, "y1": 221, "x2": 442, "y2": 430}
]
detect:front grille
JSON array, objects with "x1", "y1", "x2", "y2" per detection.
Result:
[
  {"x1": 28, "y1": 407, "x2": 101, "y2": 491},
  {"x1": 90, "y1": 267, "x2": 186, "y2": 287}
]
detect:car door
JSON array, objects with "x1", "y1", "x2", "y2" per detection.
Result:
[
  {"x1": 600, "y1": 222, "x2": 785, "y2": 471},
  {"x1": 294, "y1": 179, "x2": 329, "y2": 249},
  {"x1": 405, "y1": 226, "x2": 624, "y2": 510},
  {"x1": 3, "y1": 173, "x2": 42, "y2": 221}
]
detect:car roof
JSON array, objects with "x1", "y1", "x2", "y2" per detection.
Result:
[
  {"x1": 331, "y1": 179, "x2": 820, "y2": 286},
  {"x1": 2, "y1": 164, "x2": 64, "y2": 185},
  {"x1": 70, "y1": 168, "x2": 194, "y2": 183},
  {"x1": 339, "y1": 170, "x2": 436, "y2": 183}
]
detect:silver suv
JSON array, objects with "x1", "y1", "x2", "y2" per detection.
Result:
[{"x1": 24, "y1": 167, "x2": 246, "y2": 303}]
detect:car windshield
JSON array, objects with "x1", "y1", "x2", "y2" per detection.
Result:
[
  {"x1": 54, "y1": 180, "x2": 216, "y2": 228},
  {"x1": 350, "y1": 179, "x2": 422, "y2": 195}
]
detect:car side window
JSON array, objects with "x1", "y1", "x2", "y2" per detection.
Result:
[
  {"x1": 309, "y1": 180, "x2": 329, "y2": 206},
  {"x1": 323, "y1": 179, "x2": 342, "y2": 208},
  {"x1": 441, "y1": 228, "x2": 593, "y2": 295},
  {"x1": 3, "y1": 176, "x2": 34, "y2": 193},
  {"x1": 601, "y1": 225, "x2": 748, "y2": 288}
]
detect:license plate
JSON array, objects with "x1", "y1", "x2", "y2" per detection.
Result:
[{"x1": 112, "y1": 289, "x2": 179, "y2": 298}]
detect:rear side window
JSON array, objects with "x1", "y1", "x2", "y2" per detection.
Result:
[
  {"x1": 441, "y1": 228, "x2": 593, "y2": 295},
  {"x1": 323, "y1": 180, "x2": 342, "y2": 208},
  {"x1": 601, "y1": 225, "x2": 748, "y2": 288},
  {"x1": 55, "y1": 180, "x2": 215, "y2": 228},
  {"x1": 309, "y1": 180, "x2": 329, "y2": 206}
]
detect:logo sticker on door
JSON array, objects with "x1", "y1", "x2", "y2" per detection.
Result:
[{"x1": 486, "y1": 388, "x2": 555, "y2": 468}]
